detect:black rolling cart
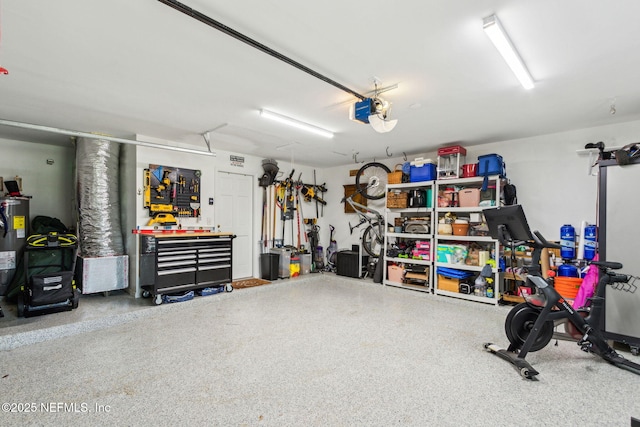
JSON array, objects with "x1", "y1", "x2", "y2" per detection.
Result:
[{"x1": 17, "y1": 232, "x2": 80, "y2": 317}]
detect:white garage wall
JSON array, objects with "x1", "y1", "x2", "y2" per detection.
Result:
[
  {"x1": 0, "y1": 138, "x2": 76, "y2": 228},
  {"x1": 3, "y1": 118, "x2": 639, "y2": 293},
  {"x1": 319, "y1": 119, "x2": 640, "y2": 253},
  {"x1": 127, "y1": 137, "x2": 319, "y2": 295},
  {"x1": 132, "y1": 139, "x2": 319, "y2": 242}
]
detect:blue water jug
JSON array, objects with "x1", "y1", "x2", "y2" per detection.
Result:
[
  {"x1": 560, "y1": 224, "x2": 575, "y2": 259},
  {"x1": 558, "y1": 263, "x2": 580, "y2": 278},
  {"x1": 584, "y1": 225, "x2": 597, "y2": 260}
]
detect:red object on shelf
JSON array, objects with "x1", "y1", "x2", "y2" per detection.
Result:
[
  {"x1": 437, "y1": 145, "x2": 467, "y2": 156},
  {"x1": 461, "y1": 163, "x2": 478, "y2": 177}
]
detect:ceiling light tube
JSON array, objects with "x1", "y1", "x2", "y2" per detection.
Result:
[
  {"x1": 483, "y1": 14, "x2": 534, "y2": 90},
  {"x1": 260, "y1": 109, "x2": 334, "y2": 138}
]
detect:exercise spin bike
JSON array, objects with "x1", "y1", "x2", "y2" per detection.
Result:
[{"x1": 482, "y1": 205, "x2": 640, "y2": 380}]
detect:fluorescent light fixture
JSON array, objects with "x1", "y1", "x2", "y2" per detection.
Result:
[
  {"x1": 0, "y1": 118, "x2": 215, "y2": 156},
  {"x1": 260, "y1": 109, "x2": 334, "y2": 138},
  {"x1": 483, "y1": 14, "x2": 534, "y2": 90}
]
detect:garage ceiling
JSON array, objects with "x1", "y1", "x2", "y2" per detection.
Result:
[{"x1": 1, "y1": 1, "x2": 639, "y2": 167}]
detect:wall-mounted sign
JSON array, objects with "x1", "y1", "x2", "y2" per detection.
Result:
[{"x1": 230, "y1": 155, "x2": 245, "y2": 167}]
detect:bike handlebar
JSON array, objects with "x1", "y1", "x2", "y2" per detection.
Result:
[
  {"x1": 532, "y1": 230, "x2": 562, "y2": 250},
  {"x1": 609, "y1": 273, "x2": 629, "y2": 284},
  {"x1": 591, "y1": 260, "x2": 623, "y2": 270}
]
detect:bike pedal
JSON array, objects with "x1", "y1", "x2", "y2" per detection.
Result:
[{"x1": 579, "y1": 342, "x2": 593, "y2": 353}]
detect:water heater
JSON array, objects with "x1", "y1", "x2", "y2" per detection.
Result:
[{"x1": 0, "y1": 197, "x2": 29, "y2": 295}]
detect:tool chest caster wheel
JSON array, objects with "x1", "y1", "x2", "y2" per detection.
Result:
[
  {"x1": 154, "y1": 295, "x2": 163, "y2": 305},
  {"x1": 72, "y1": 289, "x2": 80, "y2": 309},
  {"x1": 225, "y1": 283, "x2": 233, "y2": 292},
  {"x1": 17, "y1": 294, "x2": 25, "y2": 318}
]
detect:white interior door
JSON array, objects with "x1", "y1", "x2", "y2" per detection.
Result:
[{"x1": 215, "y1": 171, "x2": 253, "y2": 280}]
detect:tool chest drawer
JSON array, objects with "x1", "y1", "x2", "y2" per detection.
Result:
[
  {"x1": 139, "y1": 232, "x2": 234, "y2": 304},
  {"x1": 197, "y1": 265, "x2": 232, "y2": 286},
  {"x1": 198, "y1": 250, "x2": 231, "y2": 264},
  {"x1": 156, "y1": 268, "x2": 197, "y2": 289}
]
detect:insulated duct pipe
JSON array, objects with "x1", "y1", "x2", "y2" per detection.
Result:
[
  {"x1": 76, "y1": 138, "x2": 124, "y2": 257},
  {"x1": 157, "y1": 0, "x2": 367, "y2": 101}
]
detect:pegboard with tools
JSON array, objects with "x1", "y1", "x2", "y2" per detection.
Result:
[{"x1": 143, "y1": 164, "x2": 202, "y2": 222}]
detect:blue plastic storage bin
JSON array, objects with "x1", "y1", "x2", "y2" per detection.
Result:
[
  {"x1": 477, "y1": 154, "x2": 505, "y2": 177},
  {"x1": 410, "y1": 159, "x2": 436, "y2": 182}
]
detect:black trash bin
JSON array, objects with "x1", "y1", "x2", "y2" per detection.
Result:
[{"x1": 260, "y1": 253, "x2": 279, "y2": 281}]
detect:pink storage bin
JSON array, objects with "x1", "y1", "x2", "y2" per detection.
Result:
[
  {"x1": 458, "y1": 188, "x2": 480, "y2": 207},
  {"x1": 415, "y1": 241, "x2": 431, "y2": 249},
  {"x1": 387, "y1": 265, "x2": 404, "y2": 283},
  {"x1": 411, "y1": 250, "x2": 431, "y2": 261}
]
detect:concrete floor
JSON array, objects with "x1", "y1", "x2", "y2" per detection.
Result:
[
  {"x1": 1, "y1": 275, "x2": 639, "y2": 426},
  {"x1": 0, "y1": 288, "x2": 151, "y2": 351}
]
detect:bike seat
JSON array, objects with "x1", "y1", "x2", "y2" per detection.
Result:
[{"x1": 590, "y1": 260, "x2": 623, "y2": 270}]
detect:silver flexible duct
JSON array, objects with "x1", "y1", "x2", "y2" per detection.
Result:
[{"x1": 76, "y1": 137, "x2": 124, "y2": 256}]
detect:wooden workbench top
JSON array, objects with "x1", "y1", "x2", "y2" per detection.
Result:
[{"x1": 134, "y1": 229, "x2": 233, "y2": 237}]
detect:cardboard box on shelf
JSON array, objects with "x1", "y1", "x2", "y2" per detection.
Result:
[{"x1": 437, "y1": 274, "x2": 460, "y2": 292}]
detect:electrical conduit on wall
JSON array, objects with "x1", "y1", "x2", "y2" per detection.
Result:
[{"x1": 76, "y1": 137, "x2": 124, "y2": 256}]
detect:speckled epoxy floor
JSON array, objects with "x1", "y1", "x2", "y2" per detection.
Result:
[
  {"x1": 1, "y1": 275, "x2": 639, "y2": 426},
  {"x1": 0, "y1": 288, "x2": 152, "y2": 351}
]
